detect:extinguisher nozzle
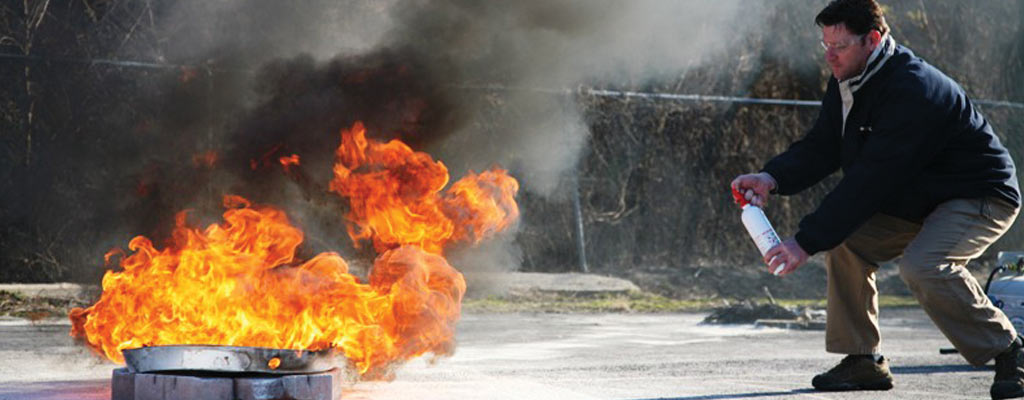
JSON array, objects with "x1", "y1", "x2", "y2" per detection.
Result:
[{"x1": 731, "y1": 187, "x2": 748, "y2": 207}]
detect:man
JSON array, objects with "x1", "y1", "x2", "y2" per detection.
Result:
[{"x1": 731, "y1": 0, "x2": 1024, "y2": 398}]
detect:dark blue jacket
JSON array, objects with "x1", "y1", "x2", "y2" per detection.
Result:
[{"x1": 762, "y1": 43, "x2": 1020, "y2": 255}]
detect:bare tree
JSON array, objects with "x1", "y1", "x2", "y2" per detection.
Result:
[{"x1": 2, "y1": 1, "x2": 51, "y2": 166}]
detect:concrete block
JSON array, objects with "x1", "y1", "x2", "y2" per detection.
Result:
[
  {"x1": 235, "y1": 373, "x2": 333, "y2": 400},
  {"x1": 110, "y1": 369, "x2": 342, "y2": 400},
  {"x1": 111, "y1": 368, "x2": 135, "y2": 400},
  {"x1": 282, "y1": 373, "x2": 333, "y2": 400},
  {"x1": 234, "y1": 377, "x2": 285, "y2": 400},
  {"x1": 133, "y1": 372, "x2": 233, "y2": 400}
]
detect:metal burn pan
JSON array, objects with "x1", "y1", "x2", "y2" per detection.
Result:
[{"x1": 123, "y1": 345, "x2": 339, "y2": 375}]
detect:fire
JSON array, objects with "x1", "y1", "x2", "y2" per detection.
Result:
[
  {"x1": 70, "y1": 196, "x2": 466, "y2": 377},
  {"x1": 279, "y1": 154, "x2": 300, "y2": 172},
  {"x1": 329, "y1": 122, "x2": 519, "y2": 254},
  {"x1": 69, "y1": 121, "x2": 519, "y2": 379}
]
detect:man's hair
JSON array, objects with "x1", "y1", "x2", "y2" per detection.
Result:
[{"x1": 815, "y1": 0, "x2": 890, "y2": 36}]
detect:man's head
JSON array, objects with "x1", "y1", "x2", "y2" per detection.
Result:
[{"x1": 815, "y1": 0, "x2": 889, "y2": 81}]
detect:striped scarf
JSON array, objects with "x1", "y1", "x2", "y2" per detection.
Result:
[
  {"x1": 847, "y1": 34, "x2": 896, "y2": 93},
  {"x1": 839, "y1": 34, "x2": 896, "y2": 135}
]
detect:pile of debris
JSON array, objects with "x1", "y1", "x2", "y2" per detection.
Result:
[
  {"x1": 702, "y1": 300, "x2": 797, "y2": 324},
  {"x1": 702, "y1": 288, "x2": 826, "y2": 330}
]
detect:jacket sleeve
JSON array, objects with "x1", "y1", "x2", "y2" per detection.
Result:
[
  {"x1": 761, "y1": 81, "x2": 842, "y2": 195},
  {"x1": 793, "y1": 79, "x2": 950, "y2": 255}
]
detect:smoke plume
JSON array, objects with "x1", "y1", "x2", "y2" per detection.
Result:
[{"x1": 129, "y1": 0, "x2": 760, "y2": 276}]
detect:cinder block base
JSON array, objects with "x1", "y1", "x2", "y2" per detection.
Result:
[{"x1": 111, "y1": 368, "x2": 342, "y2": 400}]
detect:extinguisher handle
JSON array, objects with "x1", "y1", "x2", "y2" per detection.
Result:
[{"x1": 731, "y1": 187, "x2": 749, "y2": 207}]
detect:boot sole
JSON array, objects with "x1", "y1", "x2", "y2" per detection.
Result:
[{"x1": 813, "y1": 378, "x2": 894, "y2": 391}]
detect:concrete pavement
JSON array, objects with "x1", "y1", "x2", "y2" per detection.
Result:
[{"x1": 0, "y1": 307, "x2": 997, "y2": 400}]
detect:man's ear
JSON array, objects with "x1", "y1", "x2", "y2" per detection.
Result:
[{"x1": 867, "y1": 30, "x2": 883, "y2": 47}]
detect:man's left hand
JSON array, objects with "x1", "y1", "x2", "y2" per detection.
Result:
[{"x1": 764, "y1": 238, "x2": 809, "y2": 276}]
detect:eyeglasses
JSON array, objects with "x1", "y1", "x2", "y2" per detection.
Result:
[{"x1": 820, "y1": 34, "x2": 866, "y2": 52}]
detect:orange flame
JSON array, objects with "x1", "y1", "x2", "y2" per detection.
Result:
[
  {"x1": 279, "y1": 154, "x2": 301, "y2": 172},
  {"x1": 69, "y1": 121, "x2": 519, "y2": 379},
  {"x1": 70, "y1": 196, "x2": 466, "y2": 377},
  {"x1": 329, "y1": 122, "x2": 519, "y2": 254}
]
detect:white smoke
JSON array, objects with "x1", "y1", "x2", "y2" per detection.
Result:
[{"x1": 382, "y1": 0, "x2": 756, "y2": 196}]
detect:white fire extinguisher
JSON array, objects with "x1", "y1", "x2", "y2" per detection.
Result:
[{"x1": 732, "y1": 187, "x2": 786, "y2": 275}]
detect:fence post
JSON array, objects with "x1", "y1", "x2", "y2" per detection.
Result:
[{"x1": 572, "y1": 178, "x2": 589, "y2": 273}]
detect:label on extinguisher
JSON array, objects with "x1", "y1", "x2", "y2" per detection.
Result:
[
  {"x1": 741, "y1": 205, "x2": 779, "y2": 254},
  {"x1": 753, "y1": 228, "x2": 782, "y2": 254}
]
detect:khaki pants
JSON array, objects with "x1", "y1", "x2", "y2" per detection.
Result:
[{"x1": 826, "y1": 197, "x2": 1020, "y2": 366}]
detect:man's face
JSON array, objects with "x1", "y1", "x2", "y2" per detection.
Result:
[{"x1": 821, "y1": 24, "x2": 876, "y2": 81}]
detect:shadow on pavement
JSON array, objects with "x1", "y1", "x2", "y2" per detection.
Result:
[{"x1": 626, "y1": 389, "x2": 820, "y2": 400}]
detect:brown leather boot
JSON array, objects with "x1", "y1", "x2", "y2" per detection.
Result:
[{"x1": 811, "y1": 354, "x2": 894, "y2": 391}]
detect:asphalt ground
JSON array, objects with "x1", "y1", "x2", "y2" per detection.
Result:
[{"x1": 0, "y1": 307, "x2": 1003, "y2": 400}]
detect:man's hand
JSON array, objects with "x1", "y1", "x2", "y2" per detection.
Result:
[
  {"x1": 730, "y1": 172, "x2": 777, "y2": 207},
  {"x1": 764, "y1": 238, "x2": 809, "y2": 276}
]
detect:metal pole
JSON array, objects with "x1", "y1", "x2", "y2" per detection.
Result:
[{"x1": 572, "y1": 181, "x2": 589, "y2": 273}]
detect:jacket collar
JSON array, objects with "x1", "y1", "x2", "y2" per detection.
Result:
[{"x1": 842, "y1": 34, "x2": 896, "y2": 93}]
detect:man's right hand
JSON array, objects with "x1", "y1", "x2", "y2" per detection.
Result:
[{"x1": 730, "y1": 172, "x2": 777, "y2": 207}]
